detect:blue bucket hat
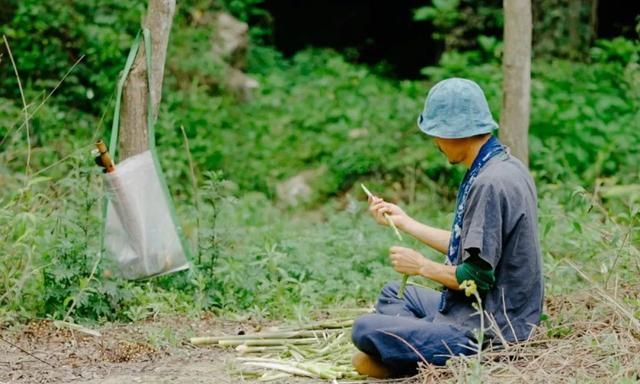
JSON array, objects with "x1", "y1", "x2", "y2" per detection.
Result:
[{"x1": 417, "y1": 78, "x2": 498, "y2": 139}]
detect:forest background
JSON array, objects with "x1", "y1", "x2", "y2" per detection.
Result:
[{"x1": 0, "y1": 0, "x2": 639, "y2": 381}]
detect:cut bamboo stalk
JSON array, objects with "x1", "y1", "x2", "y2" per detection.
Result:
[
  {"x1": 53, "y1": 320, "x2": 102, "y2": 338},
  {"x1": 242, "y1": 359, "x2": 344, "y2": 380},
  {"x1": 288, "y1": 348, "x2": 305, "y2": 361},
  {"x1": 219, "y1": 337, "x2": 319, "y2": 347},
  {"x1": 398, "y1": 274, "x2": 410, "y2": 298},
  {"x1": 258, "y1": 372, "x2": 291, "y2": 382},
  {"x1": 268, "y1": 319, "x2": 354, "y2": 332},
  {"x1": 195, "y1": 317, "x2": 361, "y2": 380},
  {"x1": 236, "y1": 370, "x2": 262, "y2": 379},
  {"x1": 241, "y1": 362, "x2": 316, "y2": 378},
  {"x1": 287, "y1": 344, "x2": 312, "y2": 359},
  {"x1": 361, "y1": 183, "x2": 409, "y2": 298},
  {"x1": 360, "y1": 184, "x2": 403, "y2": 240},
  {"x1": 190, "y1": 329, "x2": 343, "y2": 346},
  {"x1": 237, "y1": 357, "x2": 296, "y2": 364},
  {"x1": 236, "y1": 345, "x2": 288, "y2": 354}
]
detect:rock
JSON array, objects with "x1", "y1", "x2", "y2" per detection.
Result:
[
  {"x1": 226, "y1": 67, "x2": 259, "y2": 101},
  {"x1": 181, "y1": 10, "x2": 259, "y2": 101},
  {"x1": 211, "y1": 12, "x2": 259, "y2": 101},
  {"x1": 211, "y1": 13, "x2": 249, "y2": 69},
  {"x1": 276, "y1": 167, "x2": 326, "y2": 207},
  {"x1": 348, "y1": 128, "x2": 369, "y2": 139}
]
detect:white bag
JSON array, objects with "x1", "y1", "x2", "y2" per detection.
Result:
[
  {"x1": 100, "y1": 29, "x2": 190, "y2": 279},
  {"x1": 103, "y1": 151, "x2": 189, "y2": 279}
]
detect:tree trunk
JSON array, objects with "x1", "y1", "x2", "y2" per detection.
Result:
[
  {"x1": 589, "y1": 0, "x2": 599, "y2": 45},
  {"x1": 500, "y1": 0, "x2": 532, "y2": 167},
  {"x1": 119, "y1": 0, "x2": 175, "y2": 160},
  {"x1": 568, "y1": 0, "x2": 583, "y2": 59}
]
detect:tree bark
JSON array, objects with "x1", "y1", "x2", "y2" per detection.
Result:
[
  {"x1": 568, "y1": 0, "x2": 583, "y2": 59},
  {"x1": 500, "y1": 0, "x2": 532, "y2": 167},
  {"x1": 589, "y1": 0, "x2": 599, "y2": 45},
  {"x1": 119, "y1": 0, "x2": 175, "y2": 160}
]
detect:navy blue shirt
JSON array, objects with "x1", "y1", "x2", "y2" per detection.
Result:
[{"x1": 434, "y1": 153, "x2": 544, "y2": 342}]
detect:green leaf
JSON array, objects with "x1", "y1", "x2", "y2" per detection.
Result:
[
  {"x1": 433, "y1": 0, "x2": 459, "y2": 11},
  {"x1": 413, "y1": 6, "x2": 437, "y2": 21},
  {"x1": 572, "y1": 221, "x2": 583, "y2": 234}
]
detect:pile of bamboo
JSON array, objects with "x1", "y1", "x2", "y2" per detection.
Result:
[{"x1": 190, "y1": 318, "x2": 365, "y2": 381}]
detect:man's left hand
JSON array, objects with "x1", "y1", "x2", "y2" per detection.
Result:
[{"x1": 389, "y1": 246, "x2": 430, "y2": 276}]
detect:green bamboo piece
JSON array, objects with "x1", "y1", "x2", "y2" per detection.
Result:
[
  {"x1": 190, "y1": 329, "x2": 342, "y2": 346},
  {"x1": 240, "y1": 358, "x2": 351, "y2": 380},
  {"x1": 219, "y1": 337, "x2": 319, "y2": 347},
  {"x1": 361, "y1": 183, "x2": 409, "y2": 298},
  {"x1": 195, "y1": 317, "x2": 366, "y2": 381},
  {"x1": 236, "y1": 370, "x2": 262, "y2": 379},
  {"x1": 266, "y1": 318, "x2": 353, "y2": 332},
  {"x1": 257, "y1": 372, "x2": 291, "y2": 382},
  {"x1": 242, "y1": 362, "x2": 316, "y2": 378},
  {"x1": 287, "y1": 344, "x2": 312, "y2": 360},
  {"x1": 237, "y1": 357, "x2": 298, "y2": 364},
  {"x1": 398, "y1": 274, "x2": 410, "y2": 298},
  {"x1": 236, "y1": 345, "x2": 288, "y2": 354}
]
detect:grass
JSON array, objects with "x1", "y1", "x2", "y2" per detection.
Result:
[
  {"x1": 3, "y1": 147, "x2": 635, "y2": 322},
  {"x1": 0, "y1": 23, "x2": 639, "y2": 381},
  {"x1": 186, "y1": 182, "x2": 638, "y2": 383},
  {"x1": 1, "y1": 125, "x2": 639, "y2": 382},
  {"x1": 423, "y1": 286, "x2": 640, "y2": 383}
]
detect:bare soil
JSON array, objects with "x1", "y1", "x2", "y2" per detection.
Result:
[{"x1": 0, "y1": 314, "x2": 278, "y2": 384}]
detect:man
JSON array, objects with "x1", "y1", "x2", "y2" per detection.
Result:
[{"x1": 351, "y1": 78, "x2": 544, "y2": 378}]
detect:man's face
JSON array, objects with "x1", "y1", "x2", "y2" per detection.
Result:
[{"x1": 433, "y1": 137, "x2": 466, "y2": 165}]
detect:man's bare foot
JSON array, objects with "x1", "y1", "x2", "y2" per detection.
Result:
[{"x1": 352, "y1": 351, "x2": 393, "y2": 379}]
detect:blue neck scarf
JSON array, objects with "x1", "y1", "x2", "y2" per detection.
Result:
[{"x1": 446, "y1": 135, "x2": 505, "y2": 264}]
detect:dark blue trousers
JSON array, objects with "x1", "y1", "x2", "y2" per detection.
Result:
[{"x1": 351, "y1": 282, "x2": 476, "y2": 374}]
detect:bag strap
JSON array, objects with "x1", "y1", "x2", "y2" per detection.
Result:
[
  {"x1": 102, "y1": 28, "x2": 194, "y2": 271},
  {"x1": 109, "y1": 28, "x2": 155, "y2": 160}
]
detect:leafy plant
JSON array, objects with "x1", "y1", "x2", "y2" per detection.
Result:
[
  {"x1": 0, "y1": 1, "x2": 638, "y2": 338},
  {"x1": 0, "y1": 0, "x2": 145, "y2": 113}
]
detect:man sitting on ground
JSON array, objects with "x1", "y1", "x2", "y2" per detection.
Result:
[{"x1": 351, "y1": 78, "x2": 544, "y2": 378}]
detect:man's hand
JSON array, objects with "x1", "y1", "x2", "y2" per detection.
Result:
[
  {"x1": 389, "y1": 246, "x2": 430, "y2": 276},
  {"x1": 368, "y1": 196, "x2": 410, "y2": 230},
  {"x1": 390, "y1": 246, "x2": 460, "y2": 290}
]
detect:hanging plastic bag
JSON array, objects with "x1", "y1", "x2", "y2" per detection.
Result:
[{"x1": 99, "y1": 29, "x2": 190, "y2": 279}]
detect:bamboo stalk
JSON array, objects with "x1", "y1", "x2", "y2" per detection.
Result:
[
  {"x1": 292, "y1": 344, "x2": 321, "y2": 360},
  {"x1": 236, "y1": 370, "x2": 264, "y2": 379},
  {"x1": 196, "y1": 317, "x2": 361, "y2": 380},
  {"x1": 398, "y1": 274, "x2": 410, "y2": 298},
  {"x1": 53, "y1": 320, "x2": 102, "y2": 338},
  {"x1": 360, "y1": 184, "x2": 403, "y2": 240},
  {"x1": 190, "y1": 329, "x2": 343, "y2": 346},
  {"x1": 361, "y1": 183, "x2": 409, "y2": 298},
  {"x1": 238, "y1": 357, "x2": 298, "y2": 364},
  {"x1": 219, "y1": 337, "x2": 320, "y2": 347},
  {"x1": 236, "y1": 345, "x2": 288, "y2": 354},
  {"x1": 241, "y1": 359, "x2": 348, "y2": 380},
  {"x1": 267, "y1": 319, "x2": 354, "y2": 332},
  {"x1": 257, "y1": 372, "x2": 291, "y2": 382},
  {"x1": 241, "y1": 362, "x2": 316, "y2": 378}
]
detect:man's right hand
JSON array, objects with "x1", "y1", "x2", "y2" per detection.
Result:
[{"x1": 368, "y1": 195, "x2": 410, "y2": 230}]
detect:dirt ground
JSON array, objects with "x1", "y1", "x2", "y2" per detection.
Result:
[
  {"x1": 0, "y1": 315, "x2": 292, "y2": 384},
  {"x1": 4, "y1": 294, "x2": 639, "y2": 383}
]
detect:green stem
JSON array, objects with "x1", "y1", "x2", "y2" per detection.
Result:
[
  {"x1": 360, "y1": 183, "x2": 409, "y2": 293},
  {"x1": 190, "y1": 329, "x2": 343, "y2": 346},
  {"x1": 398, "y1": 274, "x2": 410, "y2": 299},
  {"x1": 267, "y1": 319, "x2": 353, "y2": 332},
  {"x1": 219, "y1": 337, "x2": 319, "y2": 347}
]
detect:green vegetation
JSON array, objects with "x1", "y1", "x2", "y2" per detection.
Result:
[{"x1": 0, "y1": 0, "x2": 638, "y2": 355}]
